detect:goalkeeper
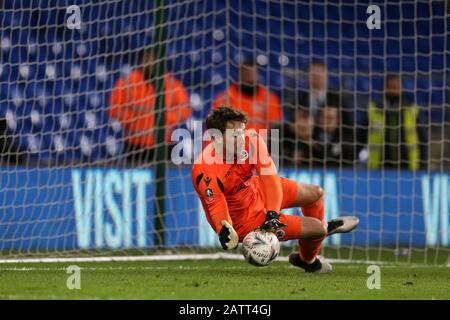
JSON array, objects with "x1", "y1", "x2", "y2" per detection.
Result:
[{"x1": 191, "y1": 106, "x2": 359, "y2": 273}]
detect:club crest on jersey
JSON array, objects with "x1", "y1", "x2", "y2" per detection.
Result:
[
  {"x1": 205, "y1": 188, "x2": 214, "y2": 201},
  {"x1": 240, "y1": 150, "x2": 249, "y2": 161}
]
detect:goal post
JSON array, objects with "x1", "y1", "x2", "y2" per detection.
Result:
[
  {"x1": 153, "y1": 0, "x2": 168, "y2": 248},
  {"x1": 0, "y1": 1, "x2": 448, "y2": 265}
]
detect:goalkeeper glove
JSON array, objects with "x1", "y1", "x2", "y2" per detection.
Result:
[
  {"x1": 219, "y1": 220, "x2": 239, "y2": 250},
  {"x1": 260, "y1": 210, "x2": 287, "y2": 231}
]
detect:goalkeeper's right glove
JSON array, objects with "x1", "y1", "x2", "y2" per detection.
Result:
[
  {"x1": 260, "y1": 210, "x2": 287, "y2": 232},
  {"x1": 219, "y1": 220, "x2": 238, "y2": 250}
]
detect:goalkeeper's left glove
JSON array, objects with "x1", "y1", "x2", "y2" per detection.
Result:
[
  {"x1": 260, "y1": 210, "x2": 287, "y2": 231},
  {"x1": 218, "y1": 220, "x2": 239, "y2": 250}
]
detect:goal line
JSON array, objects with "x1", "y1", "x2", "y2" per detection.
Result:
[{"x1": 0, "y1": 254, "x2": 402, "y2": 266}]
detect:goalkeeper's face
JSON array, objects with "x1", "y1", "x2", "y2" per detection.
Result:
[{"x1": 221, "y1": 121, "x2": 246, "y2": 161}]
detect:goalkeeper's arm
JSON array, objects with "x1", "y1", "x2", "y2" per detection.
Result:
[
  {"x1": 252, "y1": 132, "x2": 284, "y2": 231},
  {"x1": 192, "y1": 173, "x2": 238, "y2": 250}
]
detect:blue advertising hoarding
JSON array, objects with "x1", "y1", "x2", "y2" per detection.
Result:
[{"x1": 0, "y1": 167, "x2": 448, "y2": 250}]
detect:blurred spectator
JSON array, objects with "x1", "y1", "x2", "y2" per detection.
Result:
[
  {"x1": 109, "y1": 47, "x2": 191, "y2": 164},
  {"x1": 282, "y1": 107, "x2": 321, "y2": 167},
  {"x1": 296, "y1": 61, "x2": 334, "y2": 119},
  {"x1": 284, "y1": 61, "x2": 357, "y2": 168},
  {"x1": 358, "y1": 74, "x2": 428, "y2": 171},
  {"x1": 313, "y1": 102, "x2": 356, "y2": 167},
  {"x1": 212, "y1": 59, "x2": 282, "y2": 132},
  {"x1": 289, "y1": 61, "x2": 354, "y2": 131}
]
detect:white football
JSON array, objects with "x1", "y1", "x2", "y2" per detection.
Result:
[{"x1": 242, "y1": 230, "x2": 280, "y2": 267}]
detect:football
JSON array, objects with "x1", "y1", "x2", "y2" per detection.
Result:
[{"x1": 242, "y1": 230, "x2": 280, "y2": 267}]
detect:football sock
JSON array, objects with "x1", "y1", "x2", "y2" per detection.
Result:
[{"x1": 299, "y1": 197, "x2": 325, "y2": 262}]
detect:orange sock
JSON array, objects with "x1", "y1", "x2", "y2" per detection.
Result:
[
  {"x1": 298, "y1": 238, "x2": 324, "y2": 262},
  {"x1": 298, "y1": 197, "x2": 325, "y2": 263},
  {"x1": 301, "y1": 196, "x2": 325, "y2": 221}
]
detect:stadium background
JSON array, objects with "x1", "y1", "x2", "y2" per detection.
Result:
[{"x1": 0, "y1": 0, "x2": 449, "y2": 263}]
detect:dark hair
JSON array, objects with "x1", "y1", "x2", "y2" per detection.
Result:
[
  {"x1": 241, "y1": 58, "x2": 257, "y2": 68},
  {"x1": 206, "y1": 106, "x2": 248, "y2": 133}
]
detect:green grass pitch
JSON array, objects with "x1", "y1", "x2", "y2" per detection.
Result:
[{"x1": 0, "y1": 259, "x2": 449, "y2": 299}]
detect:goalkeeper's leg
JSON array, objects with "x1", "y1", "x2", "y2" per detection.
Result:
[
  {"x1": 279, "y1": 180, "x2": 327, "y2": 264},
  {"x1": 237, "y1": 208, "x2": 331, "y2": 273},
  {"x1": 286, "y1": 185, "x2": 358, "y2": 273},
  {"x1": 274, "y1": 213, "x2": 332, "y2": 273},
  {"x1": 259, "y1": 178, "x2": 358, "y2": 272},
  {"x1": 276, "y1": 179, "x2": 334, "y2": 272},
  {"x1": 298, "y1": 190, "x2": 326, "y2": 264}
]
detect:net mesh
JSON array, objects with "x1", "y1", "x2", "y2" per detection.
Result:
[{"x1": 0, "y1": 0, "x2": 449, "y2": 264}]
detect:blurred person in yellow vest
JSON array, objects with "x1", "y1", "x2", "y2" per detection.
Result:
[{"x1": 358, "y1": 74, "x2": 428, "y2": 171}]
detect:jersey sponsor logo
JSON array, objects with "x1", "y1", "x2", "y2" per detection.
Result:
[
  {"x1": 230, "y1": 183, "x2": 246, "y2": 195},
  {"x1": 229, "y1": 173, "x2": 253, "y2": 195}
]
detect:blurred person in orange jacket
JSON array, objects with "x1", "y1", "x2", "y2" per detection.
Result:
[
  {"x1": 212, "y1": 59, "x2": 282, "y2": 133},
  {"x1": 109, "y1": 47, "x2": 191, "y2": 164}
]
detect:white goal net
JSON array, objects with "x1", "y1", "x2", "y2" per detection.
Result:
[{"x1": 0, "y1": 0, "x2": 448, "y2": 265}]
